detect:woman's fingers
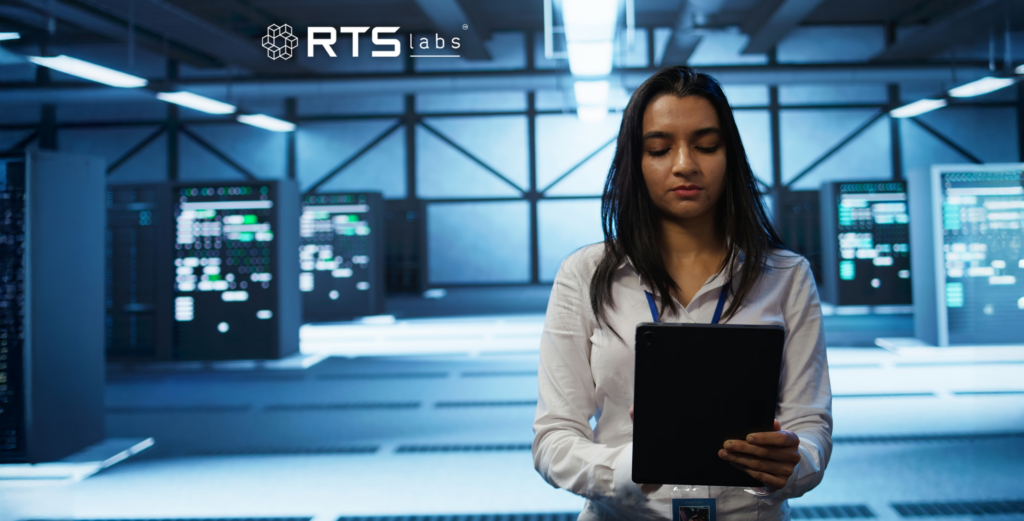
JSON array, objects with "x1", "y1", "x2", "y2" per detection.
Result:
[
  {"x1": 723, "y1": 440, "x2": 771, "y2": 459},
  {"x1": 640, "y1": 483, "x2": 663, "y2": 495},
  {"x1": 629, "y1": 405, "x2": 634, "y2": 423},
  {"x1": 719, "y1": 449, "x2": 795, "y2": 478},
  {"x1": 727, "y1": 462, "x2": 789, "y2": 490},
  {"x1": 722, "y1": 440, "x2": 801, "y2": 464},
  {"x1": 745, "y1": 429, "x2": 799, "y2": 447}
]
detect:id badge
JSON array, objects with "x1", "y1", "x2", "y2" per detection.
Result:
[{"x1": 673, "y1": 498, "x2": 716, "y2": 521}]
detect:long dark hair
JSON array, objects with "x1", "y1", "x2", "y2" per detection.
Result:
[{"x1": 589, "y1": 66, "x2": 784, "y2": 324}]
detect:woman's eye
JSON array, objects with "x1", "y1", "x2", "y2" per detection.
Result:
[
  {"x1": 696, "y1": 145, "x2": 719, "y2": 153},
  {"x1": 648, "y1": 149, "x2": 669, "y2": 157}
]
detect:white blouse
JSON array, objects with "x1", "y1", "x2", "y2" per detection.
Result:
[{"x1": 532, "y1": 243, "x2": 833, "y2": 520}]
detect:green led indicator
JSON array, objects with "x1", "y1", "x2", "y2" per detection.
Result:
[
  {"x1": 243, "y1": 215, "x2": 258, "y2": 224},
  {"x1": 839, "y1": 261, "x2": 855, "y2": 281},
  {"x1": 208, "y1": 274, "x2": 221, "y2": 281},
  {"x1": 942, "y1": 203, "x2": 961, "y2": 230},
  {"x1": 945, "y1": 282, "x2": 964, "y2": 308},
  {"x1": 239, "y1": 232, "x2": 254, "y2": 242}
]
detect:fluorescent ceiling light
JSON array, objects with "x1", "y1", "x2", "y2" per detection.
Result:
[
  {"x1": 889, "y1": 98, "x2": 947, "y2": 119},
  {"x1": 27, "y1": 55, "x2": 147, "y2": 88},
  {"x1": 948, "y1": 77, "x2": 1016, "y2": 98},
  {"x1": 574, "y1": 80, "x2": 610, "y2": 106},
  {"x1": 562, "y1": 0, "x2": 618, "y2": 42},
  {"x1": 562, "y1": 0, "x2": 617, "y2": 78},
  {"x1": 567, "y1": 41, "x2": 614, "y2": 76},
  {"x1": 0, "y1": 32, "x2": 20, "y2": 41},
  {"x1": 577, "y1": 105, "x2": 608, "y2": 123},
  {"x1": 1017, "y1": 64, "x2": 1024, "y2": 75},
  {"x1": 156, "y1": 91, "x2": 236, "y2": 114},
  {"x1": 237, "y1": 114, "x2": 295, "y2": 132}
]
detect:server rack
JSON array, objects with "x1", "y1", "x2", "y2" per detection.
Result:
[
  {"x1": 911, "y1": 164, "x2": 1024, "y2": 346},
  {"x1": 384, "y1": 198, "x2": 428, "y2": 294},
  {"x1": 0, "y1": 152, "x2": 106, "y2": 463},
  {"x1": 819, "y1": 181, "x2": 912, "y2": 306},
  {"x1": 106, "y1": 183, "x2": 174, "y2": 361},
  {"x1": 171, "y1": 180, "x2": 301, "y2": 360},
  {"x1": 300, "y1": 192, "x2": 386, "y2": 322}
]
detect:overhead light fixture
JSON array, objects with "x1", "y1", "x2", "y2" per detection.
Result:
[
  {"x1": 562, "y1": 0, "x2": 617, "y2": 41},
  {"x1": 1017, "y1": 64, "x2": 1024, "y2": 75},
  {"x1": 27, "y1": 55, "x2": 147, "y2": 88},
  {"x1": 948, "y1": 76, "x2": 1016, "y2": 98},
  {"x1": 562, "y1": 0, "x2": 617, "y2": 77},
  {"x1": 577, "y1": 105, "x2": 608, "y2": 123},
  {"x1": 156, "y1": 91, "x2": 236, "y2": 115},
  {"x1": 0, "y1": 32, "x2": 20, "y2": 41},
  {"x1": 889, "y1": 99, "x2": 947, "y2": 119},
  {"x1": 574, "y1": 80, "x2": 610, "y2": 105},
  {"x1": 566, "y1": 41, "x2": 615, "y2": 76},
  {"x1": 574, "y1": 80, "x2": 610, "y2": 123},
  {"x1": 237, "y1": 114, "x2": 295, "y2": 132}
]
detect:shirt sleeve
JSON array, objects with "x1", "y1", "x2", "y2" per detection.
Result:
[
  {"x1": 532, "y1": 253, "x2": 646, "y2": 506},
  {"x1": 750, "y1": 256, "x2": 834, "y2": 503}
]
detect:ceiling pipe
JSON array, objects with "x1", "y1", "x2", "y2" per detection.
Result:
[{"x1": 0, "y1": 63, "x2": 997, "y2": 104}]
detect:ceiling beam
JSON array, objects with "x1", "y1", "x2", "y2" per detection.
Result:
[
  {"x1": 11, "y1": 0, "x2": 223, "y2": 68},
  {"x1": 741, "y1": 0, "x2": 828, "y2": 54},
  {"x1": 0, "y1": 62, "x2": 998, "y2": 105},
  {"x1": 871, "y1": 0, "x2": 1005, "y2": 62},
  {"x1": 660, "y1": 2, "x2": 703, "y2": 66},
  {"x1": 412, "y1": 0, "x2": 490, "y2": 60},
  {"x1": 70, "y1": 0, "x2": 307, "y2": 74},
  {"x1": 0, "y1": 7, "x2": 48, "y2": 33}
]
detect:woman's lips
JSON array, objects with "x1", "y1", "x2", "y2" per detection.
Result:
[{"x1": 671, "y1": 186, "x2": 702, "y2": 197}]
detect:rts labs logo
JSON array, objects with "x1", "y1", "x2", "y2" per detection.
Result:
[
  {"x1": 263, "y1": 24, "x2": 298, "y2": 60},
  {"x1": 262, "y1": 24, "x2": 464, "y2": 60}
]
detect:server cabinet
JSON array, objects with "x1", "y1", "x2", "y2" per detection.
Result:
[
  {"x1": 0, "y1": 152, "x2": 106, "y2": 463},
  {"x1": 300, "y1": 192, "x2": 386, "y2": 322}
]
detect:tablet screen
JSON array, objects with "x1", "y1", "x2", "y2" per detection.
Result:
[{"x1": 632, "y1": 323, "x2": 784, "y2": 487}]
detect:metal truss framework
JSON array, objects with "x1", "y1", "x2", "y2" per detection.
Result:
[{"x1": 1, "y1": 86, "x2": 1019, "y2": 286}]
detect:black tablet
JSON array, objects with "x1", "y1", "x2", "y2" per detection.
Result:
[{"x1": 632, "y1": 323, "x2": 785, "y2": 488}]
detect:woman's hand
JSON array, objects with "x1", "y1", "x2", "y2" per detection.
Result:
[
  {"x1": 629, "y1": 405, "x2": 663, "y2": 495},
  {"x1": 718, "y1": 420, "x2": 801, "y2": 489}
]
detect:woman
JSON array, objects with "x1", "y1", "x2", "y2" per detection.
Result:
[{"x1": 532, "y1": 66, "x2": 832, "y2": 520}]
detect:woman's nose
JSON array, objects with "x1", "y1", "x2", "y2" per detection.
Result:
[{"x1": 673, "y1": 147, "x2": 698, "y2": 176}]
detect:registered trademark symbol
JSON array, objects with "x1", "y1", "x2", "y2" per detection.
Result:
[{"x1": 463, "y1": 24, "x2": 468, "y2": 30}]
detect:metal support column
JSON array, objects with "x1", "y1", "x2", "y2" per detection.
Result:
[
  {"x1": 38, "y1": 104, "x2": 57, "y2": 150},
  {"x1": 36, "y1": 38, "x2": 56, "y2": 151},
  {"x1": 889, "y1": 84, "x2": 903, "y2": 180},
  {"x1": 886, "y1": 23, "x2": 903, "y2": 181},
  {"x1": 1018, "y1": 83, "x2": 1024, "y2": 162},
  {"x1": 404, "y1": 94, "x2": 416, "y2": 200},
  {"x1": 527, "y1": 91, "x2": 540, "y2": 284},
  {"x1": 768, "y1": 83, "x2": 785, "y2": 227},
  {"x1": 286, "y1": 97, "x2": 297, "y2": 180},
  {"x1": 166, "y1": 60, "x2": 179, "y2": 181}
]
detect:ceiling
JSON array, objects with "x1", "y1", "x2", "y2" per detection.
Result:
[{"x1": 0, "y1": 0, "x2": 1020, "y2": 76}]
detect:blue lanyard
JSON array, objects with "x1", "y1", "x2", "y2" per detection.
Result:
[{"x1": 644, "y1": 282, "x2": 730, "y2": 324}]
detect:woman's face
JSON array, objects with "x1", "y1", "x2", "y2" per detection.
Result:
[{"x1": 640, "y1": 94, "x2": 727, "y2": 222}]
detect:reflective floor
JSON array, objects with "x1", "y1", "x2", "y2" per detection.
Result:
[{"x1": 2, "y1": 313, "x2": 1023, "y2": 520}]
